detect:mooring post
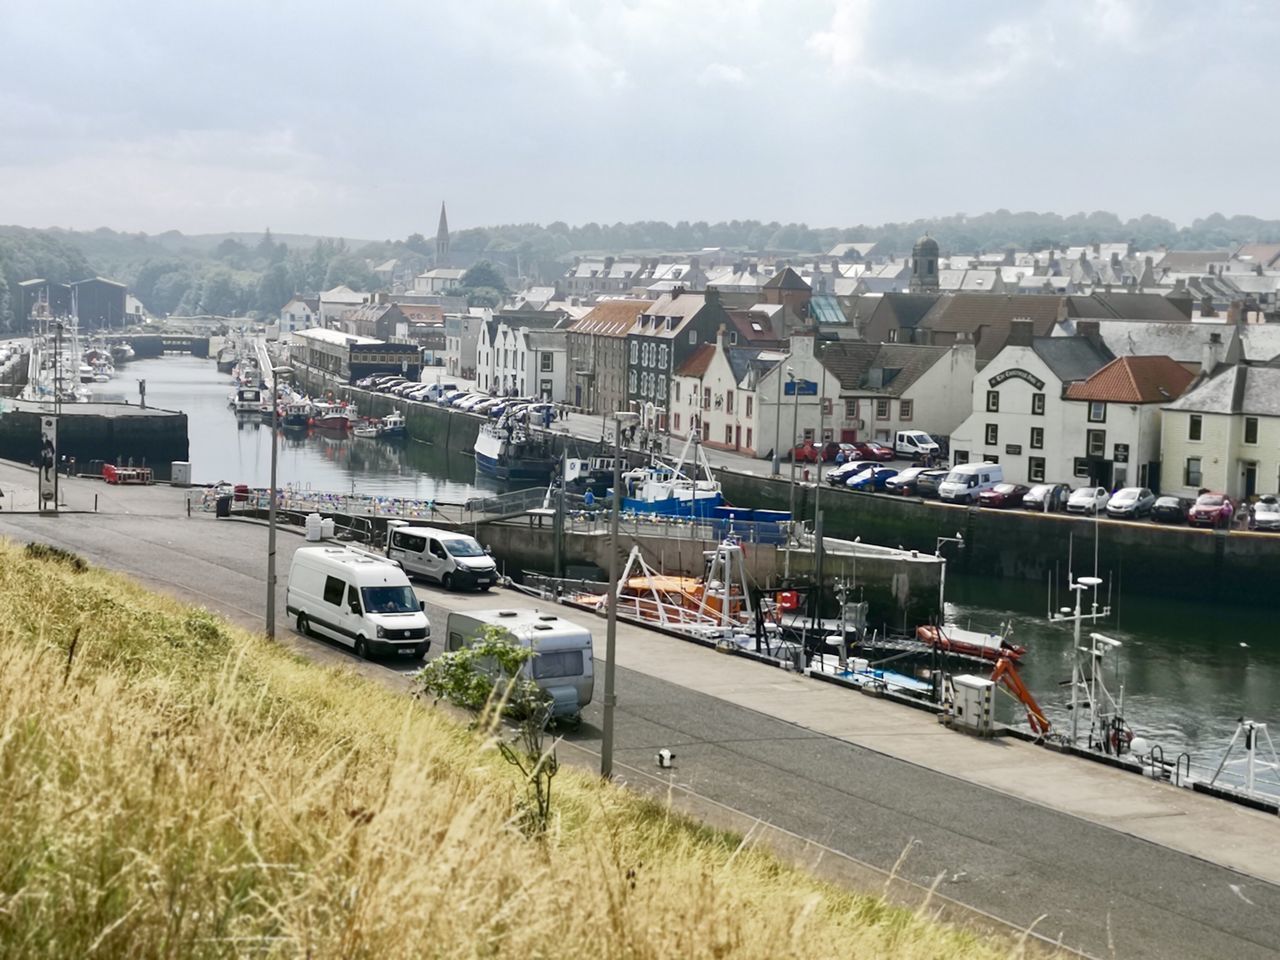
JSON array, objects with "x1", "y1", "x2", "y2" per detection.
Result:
[{"x1": 94, "y1": 494, "x2": 98, "y2": 512}]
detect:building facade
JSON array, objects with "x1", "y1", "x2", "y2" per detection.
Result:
[
  {"x1": 626, "y1": 289, "x2": 729, "y2": 429},
  {"x1": 564, "y1": 299, "x2": 641, "y2": 413},
  {"x1": 476, "y1": 315, "x2": 567, "y2": 399}
]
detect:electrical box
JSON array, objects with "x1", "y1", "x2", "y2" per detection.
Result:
[
  {"x1": 952, "y1": 674, "x2": 995, "y2": 736},
  {"x1": 170, "y1": 461, "x2": 191, "y2": 487}
]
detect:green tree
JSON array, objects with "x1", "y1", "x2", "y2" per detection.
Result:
[{"x1": 460, "y1": 260, "x2": 507, "y2": 294}]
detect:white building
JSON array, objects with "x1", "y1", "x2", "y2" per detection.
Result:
[
  {"x1": 818, "y1": 341, "x2": 976, "y2": 445},
  {"x1": 444, "y1": 310, "x2": 487, "y2": 380},
  {"x1": 318, "y1": 285, "x2": 367, "y2": 326},
  {"x1": 1162, "y1": 363, "x2": 1280, "y2": 500},
  {"x1": 279, "y1": 296, "x2": 318, "y2": 333},
  {"x1": 670, "y1": 328, "x2": 785, "y2": 455},
  {"x1": 476, "y1": 316, "x2": 568, "y2": 400},
  {"x1": 414, "y1": 268, "x2": 467, "y2": 294},
  {"x1": 949, "y1": 322, "x2": 1115, "y2": 485}
]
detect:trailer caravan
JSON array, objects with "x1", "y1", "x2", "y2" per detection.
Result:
[{"x1": 445, "y1": 608, "x2": 593, "y2": 718}]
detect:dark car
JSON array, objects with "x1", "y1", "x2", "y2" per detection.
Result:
[
  {"x1": 1151, "y1": 496, "x2": 1190, "y2": 524},
  {"x1": 978, "y1": 482, "x2": 1030, "y2": 508},
  {"x1": 883, "y1": 466, "x2": 928, "y2": 495},
  {"x1": 846, "y1": 466, "x2": 898, "y2": 491},
  {"x1": 852, "y1": 440, "x2": 895, "y2": 462},
  {"x1": 914, "y1": 468, "x2": 951, "y2": 498},
  {"x1": 825, "y1": 459, "x2": 877, "y2": 486},
  {"x1": 1105, "y1": 486, "x2": 1156, "y2": 519},
  {"x1": 1188, "y1": 492, "x2": 1234, "y2": 528},
  {"x1": 1022, "y1": 482, "x2": 1070, "y2": 512}
]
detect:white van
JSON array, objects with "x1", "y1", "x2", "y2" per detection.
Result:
[
  {"x1": 895, "y1": 430, "x2": 940, "y2": 459},
  {"x1": 445, "y1": 608, "x2": 593, "y2": 718},
  {"x1": 286, "y1": 546, "x2": 430, "y2": 659},
  {"x1": 938, "y1": 462, "x2": 1004, "y2": 504},
  {"x1": 386, "y1": 523, "x2": 499, "y2": 591}
]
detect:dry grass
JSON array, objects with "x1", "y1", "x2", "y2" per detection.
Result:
[{"x1": 0, "y1": 539, "x2": 1024, "y2": 959}]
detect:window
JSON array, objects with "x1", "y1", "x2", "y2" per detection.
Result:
[
  {"x1": 986, "y1": 390, "x2": 1000, "y2": 412},
  {"x1": 1074, "y1": 457, "x2": 1090, "y2": 478},
  {"x1": 746, "y1": 396, "x2": 753, "y2": 417},
  {"x1": 540, "y1": 353, "x2": 553, "y2": 372},
  {"x1": 701, "y1": 420, "x2": 710, "y2": 440},
  {"x1": 323, "y1": 575, "x2": 345, "y2": 606},
  {"x1": 689, "y1": 330, "x2": 697, "y2": 345},
  {"x1": 1189, "y1": 414, "x2": 1202, "y2": 441},
  {"x1": 1245, "y1": 417, "x2": 1259, "y2": 444},
  {"x1": 703, "y1": 387, "x2": 711, "y2": 410},
  {"x1": 628, "y1": 369, "x2": 637, "y2": 394},
  {"x1": 802, "y1": 427, "x2": 815, "y2": 441},
  {"x1": 845, "y1": 399, "x2": 857, "y2": 418},
  {"x1": 746, "y1": 428, "x2": 753, "y2": 448},
  {"x1": 985, "y1": 423, "x2": 998, "y2": 445},
  {"x1": 822, "y1": 398, "x2": 832, "y2": 416},
  {"x1": 875, "y1": 399, "x2": 890, "y2": 420},
  {"x1": 1032, "y1": 393, "x2": 1045, "y2": 415},
  {"x1": 540, "y1": 379, "x2": 552, "y2": 397},
  {"x1": 673, "y1": 382, "x2": 681, "y2": 403},
  {"x1": 1088, "y1": 402, "x2": 1106, "y2": 423},
  {"x1": 658, "y1": 344, "x2": 668, "y2": 368},
  {"x1": 1030, "y1": 426, "x2": 1044, "y2": 449},
  {"x1": 346, "y1": 584, "x2": 362, "y2": 614},
  {"x1": 1087, "y1": 429, "x2": 1106, "y2": 457},
  {"x1": 1028, "y1": 456, "x2": 1046, "y2": 482},
  {"x1": 899, "y1": 399, "x2": 913, "y2": 420},
  {"x1": 533, "y1": 650, "x2": 583, "y2": 680},
  {"x1": 629, "y1": 340, "x2": 638, "y2": 363},
  {"x1": 1185, "y1": 457, "x2": 1202, "y2": 487},
  {"x1": 657, "y1": 375, "x2": 666, "y2": 399},
  {"x1": 726, "y1": 390, "x2": 734, "y2": 414},
  {"x1": 673, "y1": 413, "x2": 680, "y2": 432},
  {"x1": 953, "y1": 450, "x2": 969, "y2": 464},
  {"x1": 725, "y1": 425, "x2": 733, "y2": 445}
]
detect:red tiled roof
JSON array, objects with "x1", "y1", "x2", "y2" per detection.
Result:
[
  {"x1": 675, "y1": 343, "x2": 717, "y2": 378},
  {"x1": 1064, "y1": 355, "x2": 1194, "y2": 403},
  {"x1": 566, "y1": 299, "x2": 647, "y2": 337}
]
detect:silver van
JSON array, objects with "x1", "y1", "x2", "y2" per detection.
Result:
[
  {"x1": 386, "y1": 523, "x2": 498, "y2": 591},
  {"x1": 938, "y1": 462, "x2": 1004, "y2": 504},
  {"x1": 445, "y1": 608, "x2": 593, "y2": 718}
]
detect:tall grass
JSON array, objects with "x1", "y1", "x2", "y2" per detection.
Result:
[{"x1": 0, "y1": 539, "x2": 1023, "y2": 958}]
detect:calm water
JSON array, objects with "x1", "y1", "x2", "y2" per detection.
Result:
[
  {"x1": 99, "y1": 356, "x2": 500, "y2": 501},
  {"x1": 103, "y1": 357, "x2": 1280, "y2": 785}
]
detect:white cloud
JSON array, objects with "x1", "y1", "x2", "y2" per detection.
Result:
[{"x1": 698, "y1": 62, "x2": 749, "y2": 86}]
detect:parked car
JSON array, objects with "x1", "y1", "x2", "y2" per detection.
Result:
[
  {"x1": 436, "y1": 388, "x2": 464, "y2": 406},
  {"x1": 894, "y1": 430, "x2": 941, "y2": 460},
  {"x1": 1188, "y1": 492, "x2": 1234, "y2": 528},
  {"x1": 883, "y1": 466, "x2": 928, "y2": 495},
  {"x1": 1022, "y1": 482, "x2": 1071, "y2": 512},
  {"x1": 1151, "y1": 496, "x2": 1191, "y2": 524},
  {"x1": 978, "y1": 482, "x2": 1030, "y2": 508},
  {"x1": 846, "y1": 466, "x2": 898, "y2": 491},
  {"x1": 1066, "y1": 486, "x2": 1111, "y2": 515},
  {"x1": 914, "y1": 468, "x2": 951, "y2": 499},
  {"x1": 1250, "y1": 494, "x2": 1280, "y2": 531},
  {"x1": 826, "y1": 460, "x2": 878, "y2": 486},
  {"x1": 851, "y1": 440, "x2": 895, "y2": 462},
  {"x1": 789, "y1": 441, "x2": 824, "y2": 463},
  {"x1": 1105, "y1": 487, "x2": 1156, "y2": 519}
]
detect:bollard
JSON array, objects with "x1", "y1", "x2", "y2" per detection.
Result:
[
  {"x1": 187, "y1": 497, "x2": 191, "y2": 518},
  {"x1": 94, "y1": 494, "x2": 98, "y2": 512}
]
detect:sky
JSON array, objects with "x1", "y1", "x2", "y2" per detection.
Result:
[{"x1": 2, "y1": 0, "x2": 1277, "y2": 238}]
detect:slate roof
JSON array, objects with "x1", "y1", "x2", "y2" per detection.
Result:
[
  {"x1": 1066, "y1": 292, "x2": 1191, "y2": 322},
  {"x1": 675, "y1": 343, "x2": 716, "y2": 378},
  {"x1": 1156, "y1": 250, "x2": 1229, "y2": 273},
  {"x1": 1031, "y1": 336, "x2": 1114, "y2": 384},
  {"x1": 1164, "y1": 364, "x2": 1280, "y2": 417},
  {"x1": 762, "y1": 266, "x2": 809, "y2": 290},
  {"x1": 1064, "y1": 355, "x2": 1194, "y2": 404},
  {"x1": 1233, "y1": 243, "x2": 1280, "y2": 268},
  {"x1": 819, "y1": 341, "x2": 951, "y2": 396},
  {"x1": 629, "y1": 291, "x2": 709, "y2": 339},
  {"x1": 565, "y1": 299, "x2": 646, "y2": 338},
  {"x1": 919, "y1": 294, "x2": 1064, "y2": 363}
]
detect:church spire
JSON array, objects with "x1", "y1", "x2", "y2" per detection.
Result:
[{"x1": 435, "y1": 202, "x2": 450, "y2": 267}]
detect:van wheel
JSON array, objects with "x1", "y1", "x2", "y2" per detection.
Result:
[
  {"x1": 355, "y1": 636, "x2": 369, "y2": 660},
  {"x1": 442, "y1": 573, "x2": 454, "y2": 591},
  {"x1": 296, "y1": 612, "x2": 310, "y2": 636}
]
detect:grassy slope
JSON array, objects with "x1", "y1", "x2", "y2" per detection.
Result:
[{"x1": 0, "y1": 541, "x2": 1021, "y2": 959}]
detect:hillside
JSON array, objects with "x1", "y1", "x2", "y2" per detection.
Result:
[{"x1": 0, "y1": 539, "x2": 1021, "y2": 959}]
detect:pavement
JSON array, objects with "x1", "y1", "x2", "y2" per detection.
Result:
[{"x1": 2, "y1": 461, "x2": 1279, "y2": 960}]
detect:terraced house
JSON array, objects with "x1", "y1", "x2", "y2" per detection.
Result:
[{"x1": 625, "y1": 288, "x2": 729, "y2": 429}]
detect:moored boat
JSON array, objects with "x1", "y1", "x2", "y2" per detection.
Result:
[
  {"x1": 379, "y1": 411, "x2": 407, "y2": 438},
  {"x1": 474, "y1": 421, "x2": 556, "y2": 482},
  {"x1": 915, "y1": 624, "x2": 1026, "y2": 663},
  {"x1": 618, "y1": 432, "x2": 723, "y2": 517}
]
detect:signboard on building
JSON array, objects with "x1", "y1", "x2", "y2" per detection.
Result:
[
  {"x1": 1005, "y1": 444, "x2": 1022, "y2": 456},
  {"x1": 39, "y1": 416, "x2": 57, "y2": 509},
  {"x1": 1113, "y1": 443, "x2": 1129, "y2": 463},
  {"x1": 784, "y1": 379, "x2": 819, "y2": 396},
  {"x1": 987, "y1": 368, "x2": 1045, "y2": 390}
]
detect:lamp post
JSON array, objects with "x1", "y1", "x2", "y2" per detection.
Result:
[
  {"x1": 265, "y1": 364, "x2": 293, "y2": 640},
  {"x1": 771, "y1": 366, "x2": 785, "y2": 476},
  {"x1": 601, "y1": 409, "x2": 641, "y2": 779}
]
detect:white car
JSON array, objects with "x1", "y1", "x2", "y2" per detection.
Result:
[
  {"x1": 457, "y1": 395, "x2": 490, "y2": 411},
  {"x1": 1066, "y1": 486, "x2": 1111, "y2": 514},
  {"x1": 1251, "y1": 494, "x2": 1280, "y2": 531}
]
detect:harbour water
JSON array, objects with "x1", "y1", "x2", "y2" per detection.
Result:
[{"x1": 104, "y1": 355, "x2": 1280, "y2": 787}]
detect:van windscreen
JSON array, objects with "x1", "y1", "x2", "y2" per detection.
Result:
[
  {"x1": 361, "y1": 586, "x2": 419, "y2": 614},
  {"x1": 442, "y1": 539, "x2": 485, "y2": 558},
  {"x1": 944, "y1": 470, "x2": 967, "y2": 484}
]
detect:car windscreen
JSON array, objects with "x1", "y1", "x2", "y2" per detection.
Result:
[
  {"x1": 360, "y1": 585, "x2": 419, "y2": 614},
  {"x1": 991, "y1": 483, "x2": 1015, "y2": 494},
  {"x1": 1196, "y1": 495, "x2": 1223, "y2": 507},
  {"x1": 1112, "y1": 489, "x2": 1137, "y2": 502},
  {"x1": 442, "y1": 539, "x2": 486, "y2": 558}
]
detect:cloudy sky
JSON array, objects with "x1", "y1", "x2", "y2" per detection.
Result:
[{"x1": 2, "y1": 0, "x2": 1276, "y2": 237}]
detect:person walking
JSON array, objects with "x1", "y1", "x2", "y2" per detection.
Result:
[{"x1": 1220, "y1": 497, "x2": 1234, "y2": 531}]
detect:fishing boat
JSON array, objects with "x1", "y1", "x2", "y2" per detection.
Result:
[
  {"x1": 560, "y1": 455, "x2": 621, "y2": 493},
  {"x1": 311, "y1": 401, "x2": 357, "y2": 431},
  {"x1": 232, "y1": 384, "x2": 263, "y2": 414},
  {"x1": 474, "y1": 417, "x2": 556, "y2": 482},
  {"x1": 352, "y1": 420, "x2": 381, "y2": 439},
  {"x1": 110, "y1": 342, "x2": 135, "y2": 366},
  {"x1": 379, "y1": 411, "x2": 407, "y2": 438},
  {"x1": 618, "y1": 432, "x2": 722, "y2": 517},
  {"x1": 282, "y1": 400, "x2": 313, "y2": 429}
]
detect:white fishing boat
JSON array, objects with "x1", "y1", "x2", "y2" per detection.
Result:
[{"x1": 618, "y1": 431, "x2": 723, "y2": 517}]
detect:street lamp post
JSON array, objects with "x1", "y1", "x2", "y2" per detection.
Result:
[
  {"x1": 601, "y1": 409, "x2": 641, "y2": 779},
  {"x1": 785, "y1": 369, "x2": 800, "y2": 577},
  {"x1": 771, "y1": 368, "x2": 784, "y2": 476},
  {"x1": 266, "y1": 365, "x2": 293, "y2": 640}
]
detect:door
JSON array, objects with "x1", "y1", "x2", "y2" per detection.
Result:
[
  {"x1": 426, "y1": 538, "x2": 450, "y2": 583},
  {"x1": 574, "y1": 384, "x2": 582, "y2": 406},
  {"x1": 344, "y1": 583, "x2": 363, "y2": 647},
  {"x1": 841, "y1": 428, "x2": 857, "y2": 442},
  {"x1": 1244, "y1": 461, "x2": 1258, "y2": 499},
  {"x1": 734, "y1": 425, "x2": 741, "y2": 449}
]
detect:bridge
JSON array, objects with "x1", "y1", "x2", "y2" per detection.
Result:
[{"x1": 108, "y1": 334, "x2": 211, "y2": 359}]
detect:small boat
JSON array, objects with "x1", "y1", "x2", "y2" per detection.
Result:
[
  {"x1": 110, "y1": 342, "x2": 135, "y2": 365},
  {"x1": 379, "y1": 411, "x2": 407, "y2": 438},
  {"x1": 561, "y1": 455, "x2": 621, "y2": 493},
  {"x1": 311, "y1": 401, "x2": 356, "y2": 431},
  {"x1": 232, "y1": 384, "x2": 263, "y2": 414},
  {"x1": 915, "y1": 624, "x2": 1026, "y2": 663},
  {"x1": 282, "y1": 400, "x2": 312, "y2": 429},
  {"x1": 352, "y1": 421, "x2": 381, "y2": 439}
]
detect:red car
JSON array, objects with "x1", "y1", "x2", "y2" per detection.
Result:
[
  {"x1": 851, "y1": 440, "x2": 895, "y2": 462},
  {"x1": 978, "y1": 482, "x2": 1031, "y2": 508},
  {"x1": 790, "y1": 441, "x2": 842, "y2": 463},
  {"x1": 1188, "y1": 492, "x2": 1235, "y2": 528}
]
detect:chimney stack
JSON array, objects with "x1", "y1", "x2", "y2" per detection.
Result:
[
  {"x1": 1007, "y1": 319, "x2": 1035, "y2": 347},
  {"x1": 1201, "y1": 294, "x2": 1216, "y2": 318},
  {"x1": 1077, "y1": 320, "x2": 1102, "y2": 345}
]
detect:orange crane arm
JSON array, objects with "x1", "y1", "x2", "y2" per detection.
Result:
[{"x1": 991, "y1": 657, "x2": 1051, "y2": 737}]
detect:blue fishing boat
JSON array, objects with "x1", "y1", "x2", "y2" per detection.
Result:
[{"x1": 618, "y1": 432, "x2": 724, "y2": 517}]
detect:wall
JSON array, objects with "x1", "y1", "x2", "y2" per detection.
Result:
[
  {"x1": 0, "y1": 406, "x2": 189, "y2": 478},
  {"x1": 719, "y1": 468, "x2": 1280, "y2": 609}
]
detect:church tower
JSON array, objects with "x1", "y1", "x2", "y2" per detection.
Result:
[
  {"x1": 435, "y1": 202, "x2": 450, "y2": 267},
  {"x1": 909, "y1": 234, "x2": 939, "y2": 293}
]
